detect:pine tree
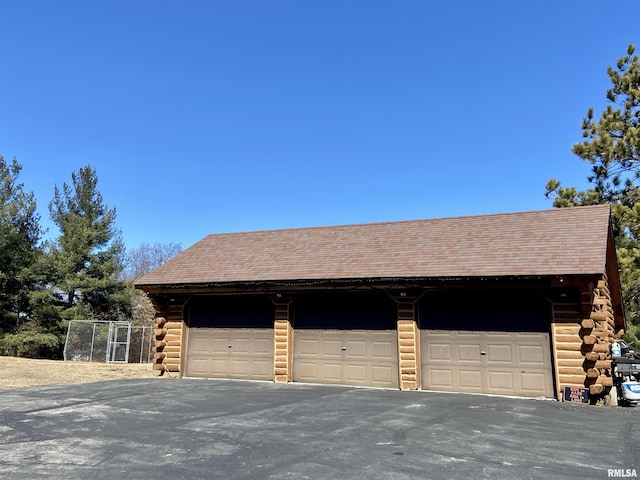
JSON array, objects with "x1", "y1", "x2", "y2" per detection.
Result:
[
  {"x1": 546, "y1": 44, "x2": 640, "y2": 342},
  {"x1": 46, "y1": 165, "x2": 130, "y2": 321},
  {"x1": 0, "y1": 156, "x2": 42, "y2": 333}
]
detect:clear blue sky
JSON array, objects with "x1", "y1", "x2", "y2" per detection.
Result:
[{"x1": 1, "y1": 1, "x2": 638, "y2": 251}]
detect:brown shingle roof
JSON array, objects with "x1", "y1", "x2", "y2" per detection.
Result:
[{"x1": 135, "y1": 205, "x2": 612, "y2": 287}]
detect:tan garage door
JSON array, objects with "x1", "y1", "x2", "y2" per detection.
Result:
[
  {"x1": 421, "y1": 330, "x2": 554, "y2": 397},
  {"x1": 186, "y1": 328, "x2": 273, "y2": 381},
  {"x1": 293, "y1": 330, "x2": 398, "y2": 388}
]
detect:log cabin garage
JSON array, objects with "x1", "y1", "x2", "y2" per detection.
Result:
[{"x1": 135, "y1": 205, "x2": 625, "y2": 401}]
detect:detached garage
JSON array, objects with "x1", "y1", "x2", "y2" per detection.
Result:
[{"x1": 135, "y1": 205, "x2": 625, "y2": 402}]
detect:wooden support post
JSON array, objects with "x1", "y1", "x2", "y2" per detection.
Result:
[
  {"x1": 390, "y1": 292, "x2": 424, "y2": 391},
  {"x1": 271, "y1": 297, "x2": 293, "y2": 383}
]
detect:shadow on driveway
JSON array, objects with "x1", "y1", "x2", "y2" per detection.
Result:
[{"x1": 0, "y1": 378, "x2": 637, "y2": 479}]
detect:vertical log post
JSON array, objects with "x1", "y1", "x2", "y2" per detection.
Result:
[
  {"x1": 271, "y1": 297, "x2": 294, "y2": 383},
  {"x1": 389, "y1": 292, "x2": 423, "y2": 391}
]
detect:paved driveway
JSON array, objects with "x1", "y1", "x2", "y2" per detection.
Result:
[{"x1": 0, "y1": 378, "x2": 637, "y2": 479}]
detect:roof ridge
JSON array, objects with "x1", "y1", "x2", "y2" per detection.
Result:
[{"x1": 204, "y1": 204, "x2": 610, "y2": 237}]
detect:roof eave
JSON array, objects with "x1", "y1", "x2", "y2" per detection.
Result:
[{"x1": 135, "y1": 273, "x2": 604, "y2": 295}]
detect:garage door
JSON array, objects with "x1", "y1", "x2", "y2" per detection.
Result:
[
  {"x1": 421, "y1": 331, "x2": 553, "y2": 397},
  {"x1": 184, "y1": 295, "x2": 274, "y2": 381},
  {"x1": 186, "y1": 328, "x2": 273, "y2": 380},
  {"x1": 418, "y1": 289, "x2": 554, "y2": 397},
  {"x1": 294, "y1": 330, "x2": 398, "y2": 388},
  {"x1": 293, "y1": 292, "x2": 399, "y2": 388}
]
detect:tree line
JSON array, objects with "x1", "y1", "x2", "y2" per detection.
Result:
[{"x1": 0, "y1": 161, "x2": 181, "y2": 358}]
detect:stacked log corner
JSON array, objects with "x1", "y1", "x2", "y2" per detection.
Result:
[
  {"x1": 551, "y1": 276, "x2": 616, "y2": 402},
  {"x1": 273, "y1": 302, "x2": 293, "y2": 383},
  {"x1": 152, "y1": 303, "x2": 185, "y2": 374},
  {"x1": 581, "y1": 277, "x2": 616, "y2": 396},
  {"x1": 397, "y1": 302, "x2": 420, "y2": 390}
]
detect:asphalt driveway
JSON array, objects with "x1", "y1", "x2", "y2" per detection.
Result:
[{"x1": 0, "y1": 378, "x2": 637, "y2": 480}]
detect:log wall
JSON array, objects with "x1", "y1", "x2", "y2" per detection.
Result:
[
  {"x1": 551, "y1": 275, "x2": 617, "y2": 400},
  {"x1": 151, "y1": 302, "x2": 185, "y2": 374}
]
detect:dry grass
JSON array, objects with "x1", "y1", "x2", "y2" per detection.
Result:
[{"x1": 0, "y1": 356, "x2": 162, "y2": 391}]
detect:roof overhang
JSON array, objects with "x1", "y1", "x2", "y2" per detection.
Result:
[{"x1": 136, "y1": 273, "x2": 600, "y2": 296}]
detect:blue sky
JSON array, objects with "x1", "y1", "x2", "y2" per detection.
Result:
[{"x1": 1, "y1": 1, "x2": 638, "y2": 251}]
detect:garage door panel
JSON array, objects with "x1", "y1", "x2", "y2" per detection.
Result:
[
  {"x1": 230, "y1": 359, "x2": 250, "y2": 375},
  {"x1": 299, "y1": 339, "x2": 319, "y2": 355},
  {"x1": 422, "y1": 330, "x2": 553, "y2": 397},
  {"x1": 251, "y1": 360, "x2": 272, "y2": 378},
  {"x1": 487, "y1": 371, "x2": 515, "y2": 390},
  {"x1": 191, "y1": 338, "x2": 210, "y2": 354},
  {"x1": 429, "y1": 344, "x2": 452, "y2": 361},
  {"x1": 186, "y1": 328, "x2": 273, "y2": 380},
  {"x1": 322, "y1": 363, "x2": 343, "y2": 382},
  {"x1": 233, "y1": 339, "x2": 250, "y2": 354},
  {"x1": 487, "y1": 345, "x2": 513, "y2": 363},
  {"x1": 253, "y1": 338, "x2": 271, "y2": 354},
  {"x1": 520, "y1": 372, "x2": 549, "y2": 392},
  {"x1": 458, "y1": 344, "x2": 481, "y2": 362},
  {"x1": 323, "y1": 340, "x2": 343, "y2": 357},
  {"x1": 211, "y1": 338, "x2": 229, "y2": 353},
  {"x1": 295, "y1": 362, "x2": 318, "y2": 381},
  {"x1": 209, "y1": 359, "x2": 229, "y2": 376},
  {"x1": 429, "y1": 369, "x2": 453, "y2": 388},
  {"x1": 347, "y1": 340, "x2": 367, "y2": 357},
  {"x1": 518, "y1": 345, "x2": 546, "y2": 365},
  {"x1": 459, "y1": 369, "x2": 483, "y2": 389},
  {"x1": 189, "y1": 358, "x2": 209, "y2": 376},
  {"x1": 345, "y1": 365, "x2": 367, "y2": 383},
  {"x1": 372, "y1": 366, "x2": 395, "y2": 385},
  {"x1": 372, "y1": 341, "x2": 393, "y2": 358}
]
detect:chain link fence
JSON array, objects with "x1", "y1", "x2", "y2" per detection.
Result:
[{"x1": 63, "y1": 320, "x2": 153, "y2": 364}]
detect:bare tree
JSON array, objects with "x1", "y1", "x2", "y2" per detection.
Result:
[
  {"x1": 122, "y1": 242, "x2": 182, "y2": 281},
  {"x1": 123, "y1": 242, "x2": 182, "y2": 325}
]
